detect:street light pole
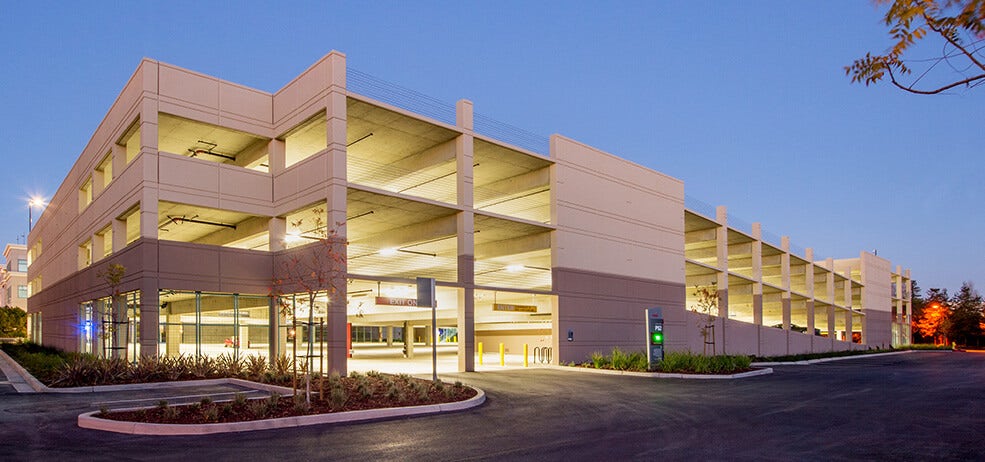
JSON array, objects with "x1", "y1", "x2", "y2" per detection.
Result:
[{"x1": 27, "y1": 197, "x2": 44, "y2": 235}]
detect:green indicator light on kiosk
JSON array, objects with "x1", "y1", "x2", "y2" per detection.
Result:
[{"x1": 651, "y1": 332, "x2": 663, "y2": 344}]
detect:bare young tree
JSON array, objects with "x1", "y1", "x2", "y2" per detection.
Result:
[
  {"x1": 271, "y1": 207, "x2": 346, "y2": 403},
  {"x1": 691, "y1": 284, "x2": 721, "y2": 356},
  {"x1": 96, "y1": 263, "x2": 127, "y2": 359}
]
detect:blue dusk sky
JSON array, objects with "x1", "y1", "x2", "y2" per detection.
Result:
[{"x1": 0, "y1": 1, "x2": 979, "y2": 295}]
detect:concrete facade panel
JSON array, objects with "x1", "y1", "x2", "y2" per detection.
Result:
[
  {"x1": 760, "y1": 326, "x2": 789, "y2": 357},
  {"x1": 273, "y1": 52, "x2": 343, "y2": 132},
  {"x1": 157, "y1": 242, "x2": 221, "y2": 291},
  {"x1": 218, "y1": 165, "x2": 274, "y2": 214},
  {"x1": 864, "y1": 310, "x2": 893, "y2": 348},
  {"x1": 159, "y1": 154, "x2": 220, "y2": 198},
  {"x1": 218, "y1": 83, "x2": 273, "y2": 127},
  {"x1": 158, "y1": 64, "x2": 220, "y2": 116},
  {"x1": 554, "y1": 267, "x2": 683, "y2": 364},
  {"x1": 723, "y1": 318, "x2": 759, "y2": 355},
  {"x1": 552, "y1": 135, "x2": 684, "y2": 284},
  {"x1": 788, "y1": 330, "x2": 813, "y2": 355}
]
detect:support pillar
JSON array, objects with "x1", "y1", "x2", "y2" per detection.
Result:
[
  {"x1": 456, "y1": 99, "x2": 476, "y2": 372},
  {"x1": 403, "y1": 321, "x2": 414, "y2": 359},
  {"x1": 780, "y1": 236, "x2": 792, "y2": 331},
  {"x1": 751, "y1": 223, "x2": 764, "y2": 327},
  {"x1": 715, "y1": 206, "x2": 729, "y2": 354},
  {"x1": 844, "y1": 272, "x2": 854, "y2": 345},
  {"x1": 321, "y1": 51, "x2": 349, "y2": 375},
  {"x1": 138, "y1": 279, "x2": 159, "y2": 358}
]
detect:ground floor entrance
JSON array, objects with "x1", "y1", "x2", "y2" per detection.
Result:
[{"x1": 148, "y1": 279, "x2": 555, "y2": 375}]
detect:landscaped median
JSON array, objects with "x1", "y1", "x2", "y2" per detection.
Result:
[
  {"x1": 0, "y1": 342, "x2": 484, "y2": 435},
  {"x1": 79, "y1": 387, "x2": 485, "y2": 435},
  {"x1": 752, "y1": 344, "x2": 953, "y2": 366},
  {"x1": 558, "y1": 348, "x2": 772, "y2": 379}
]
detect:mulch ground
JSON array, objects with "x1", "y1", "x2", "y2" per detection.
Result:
[{"x1": 99, "y1": 375, "x2": 477, "y2": 425}]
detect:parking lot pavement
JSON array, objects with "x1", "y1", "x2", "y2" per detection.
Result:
[{"x1": 1, "y1": 351, "x2": 983, "y2": 461}]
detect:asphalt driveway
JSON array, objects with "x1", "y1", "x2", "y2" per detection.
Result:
[{"x1": 1, "y1": 351, "x2": 982, "y2": 461}]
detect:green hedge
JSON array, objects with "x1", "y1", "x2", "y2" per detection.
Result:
[
  {"x1": 0, "y1": 342, "x2": 74, "y2": 383},
  {"x1": 754, "y1": 344, "x2": 951, "y2": 362},
  {"x1": 582, "y1": 348, "x2": 752, "y2": 374}
]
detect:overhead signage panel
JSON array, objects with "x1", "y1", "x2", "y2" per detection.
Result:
[{"x1": 493, "y1": 303, "x2": 537, "y2": 313}]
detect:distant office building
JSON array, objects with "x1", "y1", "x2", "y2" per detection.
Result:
[
  {"x1": 26, "y1": 52, "x2": 911, "y2": 372},
  {"x1": 1, "y1": 243, "x2": 29, "y2": 310}
]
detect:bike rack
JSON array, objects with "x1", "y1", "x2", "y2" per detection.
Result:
[{"x1": 532, "y1": 346, "x2": 553, "y2": 364}]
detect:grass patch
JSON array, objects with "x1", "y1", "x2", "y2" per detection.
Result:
[
  {"x1": 753, "y1": 344, "x2": 952, "y2": 362},
  {"x1": 579, "y1": 348, "x2": 752, "y2": 374},
  {"x1": 0, "y1": 342, "x2": 75, "y2": 383},
  {"x1": 658, "y1": 351, "x2": 752, "y2": 374}
]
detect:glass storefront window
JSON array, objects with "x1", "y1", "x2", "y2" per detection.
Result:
[{"x1": 159, "y1": 290, "x2": 272, "y2": 361}]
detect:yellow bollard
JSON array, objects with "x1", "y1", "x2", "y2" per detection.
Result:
[
  {"x1": 499, "y1": 343, "x2": 505, "y2": 366},
  {"x1": 478, "y1": 342, "x2": 483, "y2": 365},
  {"x1": 523, "y1": 343, "x2": 529, "y2": 367}
]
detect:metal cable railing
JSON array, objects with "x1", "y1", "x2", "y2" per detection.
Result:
[
  {"x1": 347, "y1": 68, "x2": 457, "y2": 126},
  {"x1": 473, "y1": 113, "x2": 549, "y2": 155},
  {"x1": 347, "y1": 68, "x2": 550, "y2": 155},
  {"x1": 684, "y1": 195, "x2": 716, "y2": 219}
]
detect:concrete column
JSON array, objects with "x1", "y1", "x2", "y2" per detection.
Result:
[
  {"x1": 386, "y1": 326, "x2": 394, "y2": 347},
  {"x1": 751, "y1": 223, "x2": 764, "y2": 327},
  {"x1": 93, "y1": 231, "x2": 106, "y2": 262},
  {"x1": 322, "y1": 51, "x2": 349, "y2": 375},
  {"x1": 139, "y1": 278, "x2": 159, "y2": 358},
  {"x1": 715, "y1": 206, "x2": 729, "y2": 321},
  {"x1": 780, "y1": 237, "x2": 792, "y2": 331},
  {"x1": 403, "y1": 321, "x2": 414, "y2": 359},
  {"x1": 805, "y1": 248, "x2": 816, "y2": 336},
  {"x1": 111, "y1": 144, "x2": 126, "y2": 179},
  {"x1": 826, "y1": 259, "x2": 836, "y2": 339},
  {"x1": 267, "y1": 139, "x2": 286, "y2": 175},
  {"x1": 904, "y1": 269, "x2": 912, "y2": 344},
  {"x1": 268, "y1": 217, "x2": 286, "y2": 252},
  {"x1": 112, "y1": 216, "x2": 127, "y2": 252},
  {"x1": 456, "y1": 99, "x2": 476, "y2": 372},
  {"x1": 138, "y1": 102, "x2": 159, "y2": 160},
  {"x1": 844, "y1": 272, "x2": 854, "y2": 345},
  {"x1": 93, "y1": 165, "x2": 106, "y2": 198},
  {"x1": 139, "y1": 189, "x2": 159, "y2": 240}
]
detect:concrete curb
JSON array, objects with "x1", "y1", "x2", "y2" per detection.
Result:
[
  {"x1": 0, "y1": 348, "x2": 46, "y2": 392},
  {"x1": 43, "y1": 378, "x2": 297, "y2": 395},
  {"x1": 547, "y1": 364, "x2": 773, "y2": 379},
  {"x1": 751, "y1": 349, "x2": 927, "y2": 367},
  {"x1": 78, "y1": 387, "x2": 485, "y2": 435},
  {"x1": 0, "y1": 349, "x2": 298, "y2": 395}
]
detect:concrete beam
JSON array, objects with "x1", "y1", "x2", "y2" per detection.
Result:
[
  {"x1": 391, "y1": 139, "x2": 457, "y2": 174},
  {"x1": 475, "y1": 168, "x2": 550, "y2": 204},
  {"x1": 475, "y1": 231, "x2": 551, "y2": 260},
  {"x1": 193, "y1": 216, "x2": 270, "y2": 247},
  {"x1": 352, "y1": 214, "x2": 458, "y2": 249},
  {"x1": 685, "y1": 228, "x2": 717, "y2": 244}
]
